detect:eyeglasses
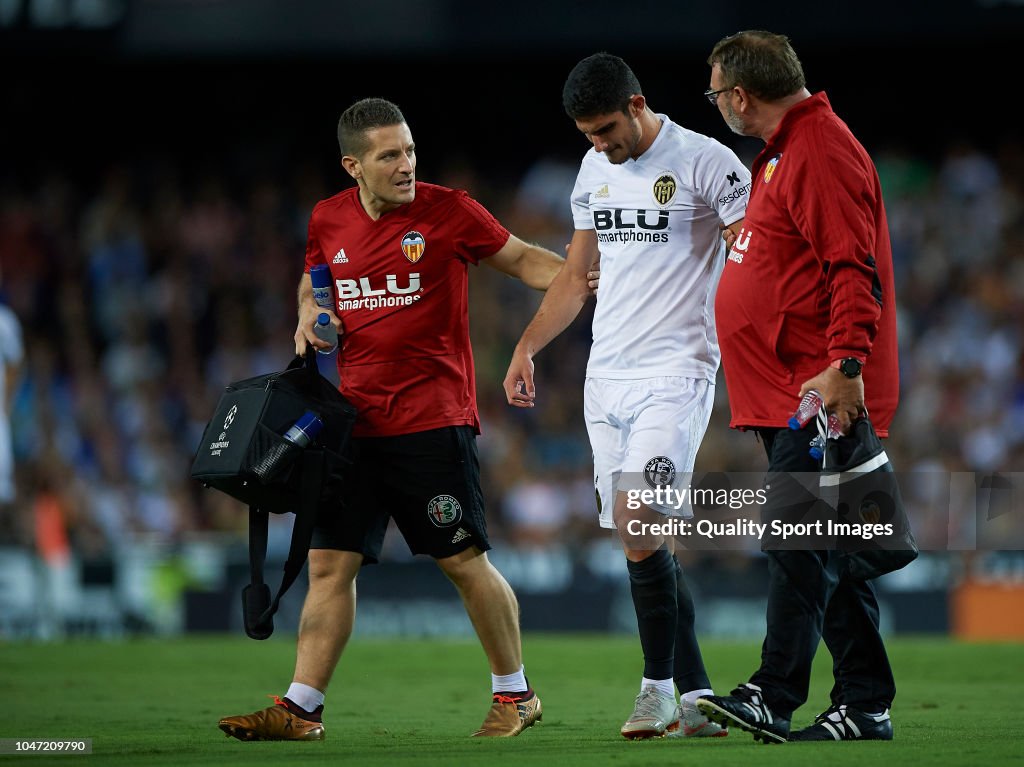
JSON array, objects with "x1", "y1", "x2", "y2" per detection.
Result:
[{"x1": 704, "y1": 86, "x2": 733, "y2": 105}]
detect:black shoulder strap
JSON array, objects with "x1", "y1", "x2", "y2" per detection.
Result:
[{"x1": 241, "y1": 449, "x2": 325, "y2": 640}]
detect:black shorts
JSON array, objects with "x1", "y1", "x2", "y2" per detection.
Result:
[{"x1": 311, "y1": 425, "x2": 489, "y2": 563}]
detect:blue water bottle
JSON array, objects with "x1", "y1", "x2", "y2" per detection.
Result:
[
  {"x1": 809, "y1": 434, "x2": 825, "y2": 461},
  {"x1": 252, "y1": 411, "x2": 324, "y2": 481},
  {"x1": 283, "y1": 411, "x2": 324, "y2": 447},
  {"x1": 310, "y1": 264, "x2": 335, "y2": 310},
  {"x1": 313, "y1": 312, "x2": 338, "y2": 355}
]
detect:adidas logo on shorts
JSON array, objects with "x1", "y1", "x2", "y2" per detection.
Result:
[{"x1": 451, "y1": 528, "x2": 471, "y2": 544}]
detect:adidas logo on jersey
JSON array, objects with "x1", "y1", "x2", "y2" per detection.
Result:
[
  {"x1": 334, "y1": 249, "x2": 348, "y2": 264},
  {"x1": 594, "y1": 184, "x2": 610, "y2": 199}
]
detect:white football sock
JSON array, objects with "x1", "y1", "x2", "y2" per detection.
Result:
[
  {"x1": 492, "y1": 665, "x2": 528, "y2": 693},
  {"x1": 680, "y1": 687, "x2": 713, "y2": 706},
  {"x1": 285, "y1": 682, "x2": 325, "y2": 712},
  {"x1": 642, "y1": 677, "x2": 676, "y2": 699}
]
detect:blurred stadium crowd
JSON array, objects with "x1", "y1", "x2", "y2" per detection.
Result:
[{"x1": 0, "y1": 134, "x2": 1022, "y2": 569}]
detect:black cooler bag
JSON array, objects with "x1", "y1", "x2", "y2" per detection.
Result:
[
  {"x1": 817, "y1": 413, "x2": 918, "y2": 580},
  {"x1": 191, "y1": 351, "x2": 356, "y2": 639}
]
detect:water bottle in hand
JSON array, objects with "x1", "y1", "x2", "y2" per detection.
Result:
[
  {"x1": 791, "y1": 390, "x2": 845, "y2": 437},
  {"x1": 310, "y1": 264, "x2": 335, "y2": 310},
  {"x1": 313, "y1": 312, "x2": 338, "y2": 355},
  {"x1": 789, "y1": 390, "x2": 824, "y2": 430}
]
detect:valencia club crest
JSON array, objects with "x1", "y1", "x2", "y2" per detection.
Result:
[{"x1": 401, "y1": 231, "x2": 426, "y2": 263}]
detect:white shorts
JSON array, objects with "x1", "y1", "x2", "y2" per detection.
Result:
[{"x1": 584, "y1": 376, "x2": 714, "y2": 529}]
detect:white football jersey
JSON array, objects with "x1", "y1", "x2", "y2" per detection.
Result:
[
  {"x1": 0, "y1": 303, "x2": 23, "y2": 503},
  {"x1": 572, "y1": 114, "x2": 751, "y2": 379}
]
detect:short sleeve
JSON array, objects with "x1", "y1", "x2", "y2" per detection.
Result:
[
  {"x1": 571, "y1": 157, "x2": 594, "y2": 231},
  {"x1": 693, "y1": 141, "x2": 752, "y2": 226},
  {"x1": 304, "y1": 203, "x2": 326, "y2": 272},
  {"x1": 449, "y1": 191, "x2": 512, "y2": 264}
]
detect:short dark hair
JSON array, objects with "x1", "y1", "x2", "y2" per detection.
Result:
[
  {"x1": 562, "y1": 52, "x2": 642, "y2": 120},
  {"x1": 707, "y1": 30, "x2": 806, "y2": 101},
  {"x1": 337, "y1": 98, "x2": 406, "y2": 158}
]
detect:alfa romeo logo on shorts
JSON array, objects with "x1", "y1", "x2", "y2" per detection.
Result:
[
  {"x1": 223, "y1": 404, "x2": 238, "y2": 430},
  {"x1": 644, "y1": 456, "x2": 676, "y2": 489},
  {"x1": 427, "y1": 494, "x2": 462, "y2": 527}
]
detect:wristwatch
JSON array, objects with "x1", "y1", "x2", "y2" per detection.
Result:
[{"x1": 831, "y1": 357, "x2": 863, "y2": 378}]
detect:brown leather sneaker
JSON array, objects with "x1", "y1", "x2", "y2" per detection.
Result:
[
  {"x1": 471, "y1": 692, "x2": 542, "y2": 737},
  {"x1": 219, "y1": 696, "x2": 325, "y2": 741}
]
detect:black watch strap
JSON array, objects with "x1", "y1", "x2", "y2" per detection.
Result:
[{"x1": 837, "y1": 357, "x2": 863, "y2": 378}]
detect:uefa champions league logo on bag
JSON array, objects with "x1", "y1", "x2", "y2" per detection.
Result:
[{"x1": 208, "y1": 405, "x2": 240, "y2": 457}]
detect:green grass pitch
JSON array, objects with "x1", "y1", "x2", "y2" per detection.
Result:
[{"x1": 1, "y1": 635, "x2": 1021, "y2": 766}]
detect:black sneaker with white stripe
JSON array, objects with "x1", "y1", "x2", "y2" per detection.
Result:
[
  {"x1": 696, "y1": 683, "x2": 789, "y2": 744},
  {"x1": 789, "y1": 704, "x2": 893, "y2": 741}
]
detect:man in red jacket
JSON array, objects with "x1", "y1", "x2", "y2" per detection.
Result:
[{"x1": 695, "y1": 31, "x2": 900, "y2": 743}]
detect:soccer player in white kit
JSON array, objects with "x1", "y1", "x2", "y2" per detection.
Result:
[
  {"x1": 0, "y1": 288, "x2": 23, "y2": 508},
  {"x1": 503, "y1": 53, "x2": 750, "y2": 739}
]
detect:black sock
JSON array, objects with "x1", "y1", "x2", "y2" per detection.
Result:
[
  {"x1": 282, "y1": 696, "x2": 324, "y2": 722},
  {"x1": 494, "y1": 689, "x2": 534, "y2": 701},
  {"x1": 672, "y1": 556, "x2": 711, "y2": 693},
  {"x1": 627, "y1": 547, "x2": 677, "y2": 681}
]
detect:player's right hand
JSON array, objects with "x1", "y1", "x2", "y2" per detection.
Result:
[
  {"x1": 503, "y1": 348, "x2": 536, "y2": 408},
  {"x1": 294, "y1": 305, "x2": 341, "y2": 356}
]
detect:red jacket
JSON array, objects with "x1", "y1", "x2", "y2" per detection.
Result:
[{"x1": 715, "y1": 92, "x2": 899, "y2": 435}]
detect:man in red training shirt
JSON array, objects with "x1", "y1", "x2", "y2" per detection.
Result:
[
  {"x1": 220, "y1": 97, "x2": 571, "y2": 741},
  {"x1": 694, "y1": 32, "x2": 901, "y2": 744}
]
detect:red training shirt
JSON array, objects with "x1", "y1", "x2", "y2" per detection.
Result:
[
  {"x1": 304, "y1": 182, "x2": 511, "y2": 438},
  {"x1": 715, "y1": 92, "x2": 899, "y2": 435}
]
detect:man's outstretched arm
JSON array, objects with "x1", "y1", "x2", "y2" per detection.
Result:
[{"x1": 483, "y1": 234, "x2": 565, "y2": 291}]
